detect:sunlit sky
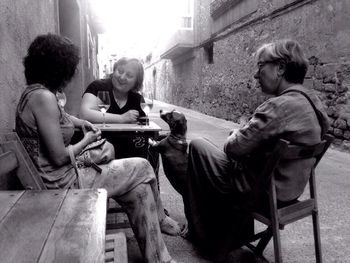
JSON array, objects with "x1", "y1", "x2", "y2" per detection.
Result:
[{"x1": 89, "y1": 0, "x2": 182, "y2": 58}]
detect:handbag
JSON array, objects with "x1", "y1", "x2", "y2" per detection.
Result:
[
  {"x1": 76, "y1": 138, "x2": 115, "y2": 167},
  {"x1": 68, "y1": 139, "x2": 115, "y2": 188}
]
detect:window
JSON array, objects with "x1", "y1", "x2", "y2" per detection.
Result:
[{"x1": 179, "y1": 0, "x2": 193, "y2": 29}]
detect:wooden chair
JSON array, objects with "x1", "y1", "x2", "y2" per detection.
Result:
[
  {"x1": 245, "y1": 134, "x2": 334, "y2": 263},
  {"x1": 0, "y1": 132, "x2": 128, "y2": 262}
]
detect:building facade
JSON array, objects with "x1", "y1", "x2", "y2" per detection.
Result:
[
  {"x1": 144, "y1": 0, "x2": 350, "y2": 150},
  {"x1": 0, "y1": 0, "x2": 101, "y2": 133}
]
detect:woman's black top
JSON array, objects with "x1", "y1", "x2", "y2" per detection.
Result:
[{"x1": 84, "y1": 77, "x2": 145, "y2": 117}]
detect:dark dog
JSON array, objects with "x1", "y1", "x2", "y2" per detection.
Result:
[{"x1": 150, "y1": 110, "x2": 188, "y2": 196}]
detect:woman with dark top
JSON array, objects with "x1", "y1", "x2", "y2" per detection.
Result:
[
  {"x1": 16, "y1": 33, "x2": 180, "y2": 263},
  {"x1": 80, "y1": 57, "x2": 160, "y2": 169},
  {"x1": 80, "y1": 57, "x2": 146, "y2": 123}
]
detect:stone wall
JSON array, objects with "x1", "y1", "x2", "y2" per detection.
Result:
[{"x1": 144, "y1": 0, "x2": 350, "y2": 151}]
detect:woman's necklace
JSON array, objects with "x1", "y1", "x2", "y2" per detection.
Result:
[{"x1": 112, "y1": 89, "x2": 127, "y2": 108}]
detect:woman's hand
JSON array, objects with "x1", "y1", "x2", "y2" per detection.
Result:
[
  {"x1": 81, "y1": 120, "x2": 99, "y2": 134},
  {"x1": 122, "y1": 110, "x2": 139, "y2": 123},
  {"x1": 84, "y1": 129, "x2": 102, "y2": 144}
]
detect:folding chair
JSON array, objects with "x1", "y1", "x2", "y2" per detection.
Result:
[{"x1": 245, "y1": 134, "x2": 334, "y2": 263}]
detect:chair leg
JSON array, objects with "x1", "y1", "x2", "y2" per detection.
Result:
[
  {"x1": 312, "y1": 211, "x2": 323, "y2": 263},
  {"x1": 271, "y1": 221, "x2": 282, "y2": 263}
]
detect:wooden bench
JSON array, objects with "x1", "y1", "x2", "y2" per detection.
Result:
[{"x1": 0, "y1": 132, "x2": 128, "y2": 263}]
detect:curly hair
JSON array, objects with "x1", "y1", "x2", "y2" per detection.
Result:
[
  {"x1": 112, "y1": 57, "x2": 144, "y2": 92},
  {"x1": 23, "y1": 33, "x2": 80, "y2": 91},
  {"x1": 256, "y1": 39, "x2": 309, "y2": 84}
]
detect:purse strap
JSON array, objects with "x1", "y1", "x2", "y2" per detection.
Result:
[
  {"x1": 68, "y1": 145, "x2": 83, "y2": 189},
  {"x1": 281, "y1": 89, "x2": 326, "y2": 138}
]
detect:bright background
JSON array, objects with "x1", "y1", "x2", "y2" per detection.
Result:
[{"x1": 89, "y1": 0, "x2": 183, "y2": 58}]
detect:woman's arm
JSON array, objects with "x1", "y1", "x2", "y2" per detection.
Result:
[
  {"x1": 31, "y1": 90, "x2": 100, "y2": 166},
  {"x1": 80, "y1": 93, "x2": 139, "y2": 123}
]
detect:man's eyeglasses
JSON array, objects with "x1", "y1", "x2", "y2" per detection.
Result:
[{"x1": 257, "y1": 60, "x2": 276, "y2": 70}]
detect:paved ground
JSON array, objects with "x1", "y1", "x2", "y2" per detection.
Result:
[{"x1": 109, "y1": 100, "x2": 350, "y2": 263}]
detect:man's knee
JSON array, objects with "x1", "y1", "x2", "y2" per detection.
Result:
[
  {"x1": 189, "y1": 137, "x2": 213, "y2": 156},
  {"x1": 189, "y1": 137, "x2": 206, "y2": 151}
]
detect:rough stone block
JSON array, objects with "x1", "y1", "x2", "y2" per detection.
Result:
[
  {"x1": 333, "y1": 128, "x2": 343, "y2": 137},
  {"x1": 324, "y1": 84, "x2": 336, "y2": 93},
  {"x1": 313, "y1": 79, "x2": 324, "y2": 91},
  {"x1": 342, "y1": 141, "x2": 350, "y2": 151},
  {"x1": 343, "y1": 130, "x2": 350, "y2": 140},
  {"x1": 303, "y1": 78, "x2": 313, "y2": 90},
  {"x1": 336, "y1": 96, "x2": 347, "y2": 104},
  {"x1": 318, "y1": 64, "x2": 338, "y2": 80},
  {"x1": 333, "y1": 138, "x2": 343, "y2": 146},
  {"x1": 338, "y1": 84, "x2": 349, "y2": 93},
  {"x1": 334, "y1": 119, "x2": 347, "y2": 129}
]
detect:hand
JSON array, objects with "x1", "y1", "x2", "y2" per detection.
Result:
[
  {"x1": 122, "y1": 110, "x2": 139, "y2": 123},
  {"x1": 81, "y1": 120, "x2": 99, "y2": 134},
  {"x1": 84, "y1": 129, "x2": 101, "y2": 144}
]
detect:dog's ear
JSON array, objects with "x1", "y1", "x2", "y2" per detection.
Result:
[
  {"x1": 180, "y1": 117, "x2": 187, "y2": 135},
  {"x1": 172, "y1": 114, "x2": 187, "y2": 136}
]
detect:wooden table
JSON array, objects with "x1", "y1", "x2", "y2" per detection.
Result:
[{"x1": 0, "y1": 189, "x2": 107, "y2": 263}]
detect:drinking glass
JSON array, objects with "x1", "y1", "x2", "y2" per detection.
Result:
[
  {"x1": 140, "y1": 97, "x2": 154, "y2": 126},
  {"x1": 97, "y1": 91, "x2": 111, "y2": 127},
  {"x1": 56, "y1": 91, "x2": 67, "y2": 109}
]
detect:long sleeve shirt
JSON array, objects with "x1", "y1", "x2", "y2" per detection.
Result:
[{"x1": 224, "y1": 85, "x2": 329, "y2": 201}]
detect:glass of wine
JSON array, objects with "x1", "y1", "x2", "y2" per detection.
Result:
[
  {"x1": 56, "y1": 91, "x2": 67, "y2": 109},
  {"x1": 97, "y1": 91, "x2": 111, "y2": 127},
  {"x1": 140, "y1": 97, "x2": 154, "y2": 126}
]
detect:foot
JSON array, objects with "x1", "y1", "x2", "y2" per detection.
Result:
[{"x1": 160, "y1": 216, "x2": 181, "y2": 236}]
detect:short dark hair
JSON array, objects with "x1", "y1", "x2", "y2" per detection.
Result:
[
  {"x1": 256, "y1": 39, "x2": 308, "y2": 84},
  {"x1": 112, "y1": 57, "x2": 144, "y2": 92},
  {"x1": 23, "y1": 33, "x2": 80, "y2": 91}
]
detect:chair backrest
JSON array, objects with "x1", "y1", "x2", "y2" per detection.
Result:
[
  {"x1": 261, "y1": 134, "x2": 333, "y2": 221},
  {"x1": 0, "y1": 132, "x2": 47, "y2": 190},
  {"x1": 261, "y1": 134, "x2": 333, "y2": 187}
]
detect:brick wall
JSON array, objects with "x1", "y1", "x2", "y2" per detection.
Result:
[{"x1": 144, "y1": 0, "x2": 350, "y2": 151}]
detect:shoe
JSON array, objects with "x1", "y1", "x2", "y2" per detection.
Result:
[{"x1": 160, "y1": 216, "x2": 181, "y2": 236}]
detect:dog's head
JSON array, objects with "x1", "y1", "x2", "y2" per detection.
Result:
[{"x1": 160, "y1": 109, "x2": 187, "y2": 137}]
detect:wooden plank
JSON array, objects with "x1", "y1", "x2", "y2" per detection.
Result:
[
  {"x1": 38, "y1": 189, "x2": 107, "y2": 263},
  {"x1": 0, "y1": 191, "x2": 24, "y2": 222},
  {"x1": 0, "y1": 190, "x2": 67, "y2": 263}
]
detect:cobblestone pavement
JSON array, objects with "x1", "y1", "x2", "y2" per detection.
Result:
[{"x1": 110, "y1": 100, "x2": 350, "y2": 263}]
